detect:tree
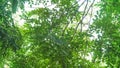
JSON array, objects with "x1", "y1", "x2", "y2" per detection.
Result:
[
  {"x1": 1, "y1": 0, "x2": 120, "y2": 67},
  {"x1": 90, "y1": 0, "x2": 120, "y2": 67},
  {"x1": 0, "y1": 0, "x2": 29, "y2": 67},
  {"x1": 10, "y1": 0, "x2": 97, "y2": 67}
]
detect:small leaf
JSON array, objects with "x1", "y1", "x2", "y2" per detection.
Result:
[{"x1": 12, "y1": 0, "x2": 18, "y2": 13}]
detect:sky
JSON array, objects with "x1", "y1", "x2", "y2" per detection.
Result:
[{"x1": 13, "y1": 0, "x2": 100, "y2": 27}]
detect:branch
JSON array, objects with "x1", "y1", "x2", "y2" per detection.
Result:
[
  {"x1": 70, "y1": 0, "x2": 95, "y2": 41},
  {"x1": 61, "y1": 0, "x2": 86, "y2": 36}
]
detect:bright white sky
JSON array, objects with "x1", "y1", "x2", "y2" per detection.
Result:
[{"x1": 13, "y1": 0, "x2": 100, "y2": 27}]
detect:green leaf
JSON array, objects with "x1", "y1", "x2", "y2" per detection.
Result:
[{"x1": 11, "y1": 0, "x2": 18, "y2": 13}]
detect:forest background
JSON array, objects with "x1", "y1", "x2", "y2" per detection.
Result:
[{"x1": 0, "y1": 0, "x2": 120, "y2": 68}]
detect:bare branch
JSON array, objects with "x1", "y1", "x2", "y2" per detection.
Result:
[
  {"x1": 70, "y1": 0, "x2": 95, "y2": 42},
  {"x1": 61, "y1": 0, "x2": 86, "y2": 36}
]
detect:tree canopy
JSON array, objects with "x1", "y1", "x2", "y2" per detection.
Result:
[{"x1": 0, "y1": 0, "x2": 120, "y2": 68}]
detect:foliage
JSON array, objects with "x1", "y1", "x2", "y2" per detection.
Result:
[
  {"x1": 90, "y1": 0, "x2": 120, "y2": 67},
  {"x1": 10, "y1": 0, "x2": 96, "y2": 67},
  {"x1": 0, "y1": 0, "x2": 120, "y2": 68},
  {"x1": 0, "y1": 0, "x2": 29, "y2": 67}
]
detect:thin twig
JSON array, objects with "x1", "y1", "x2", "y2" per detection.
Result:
[
  {"x1": 73, "y1": 0, "x2": 89, "y2": 38},
  {"x1": 70, "y1": 0, "x2": 95, "y2": 41},
  {"x1": 88, "y1": 4, "x2": 93, "y2": 28},
  {"x1": 62, "y1": 0, "x2": 86, "y2": 36}
]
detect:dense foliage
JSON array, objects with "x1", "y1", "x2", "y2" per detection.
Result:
[
  {"x1": 0, "y1": 0, "x2": 120, "y2": 68},
  {"x1": 90, "y1": 0, "x2": 120, "y2": 67},
  {"x1": 0, "y1": 0, "x2": 26, "y2": 67}
]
